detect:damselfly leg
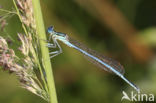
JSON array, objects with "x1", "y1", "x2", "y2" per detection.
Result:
[{"x1": 46, "y1": 38, "x2": 62, "y2": 58}]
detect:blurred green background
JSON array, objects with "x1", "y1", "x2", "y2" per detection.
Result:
[{"x1": 0, "y1": 0, "x2": 156, "y2": 103}]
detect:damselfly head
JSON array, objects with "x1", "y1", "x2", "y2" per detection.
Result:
[
  {"x1": 47, "y1": 26, "x2": 54, "y2": 34},
  {"x1": 47, "y1": 26, "x2": 67, "y2": 37}
]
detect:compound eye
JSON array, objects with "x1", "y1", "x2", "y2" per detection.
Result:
[{"x1": 47, "y1": 26, "x2": 54, "y2": 34}]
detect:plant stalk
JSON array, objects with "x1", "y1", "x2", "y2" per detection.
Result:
[{"x1": 32, "y1": 0, "x2": 58, "y2": 103}]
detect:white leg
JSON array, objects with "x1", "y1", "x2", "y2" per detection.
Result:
[
  {"x1": 49, "y1": 51, "x2": 59, "y2": 55},
  {"x1": 48, "y1": 39, "x2": 62, "y2": 58},
  {"x1": 50, "y1": 51, "x2": 61, "y2": 58},
  {"x1": 46, "y1": 43, "x2": 56, "y2": 48},
  {"x1": 46, "y1": 37, "x2": 57, "y2": 48},
  {"x1": 49, "y1": 50, "x2": 62, "y2": 58}
]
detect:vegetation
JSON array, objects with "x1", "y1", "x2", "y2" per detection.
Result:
[{"x1": 0, "y1": 0, "x2": 156, "y2": 103}]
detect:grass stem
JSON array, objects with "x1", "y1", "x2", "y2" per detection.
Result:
[{"x1": 32, "y1": 0, "x2": 58, "y2": 103}]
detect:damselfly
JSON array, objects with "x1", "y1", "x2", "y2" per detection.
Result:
[{"x1": 47, "y1": 26, "x2": 140, "y2": 92}]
